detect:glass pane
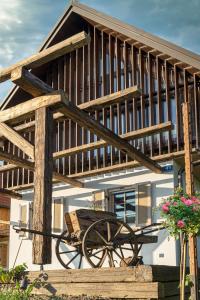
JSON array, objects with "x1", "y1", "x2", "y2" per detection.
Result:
[
  {"x1": 113, "y1": 190, "x2": 136, "y2": 224},
  {"x1": 125, "y1": 191, "x2": 136, "y2": 224},
  {"x1": 114, "y1": 192, "x2": 124, "y2": 221}
]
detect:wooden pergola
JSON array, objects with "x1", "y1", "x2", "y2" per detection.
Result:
[{"x1": 0, "y1": 30, "x2": 198, "y2": 298}]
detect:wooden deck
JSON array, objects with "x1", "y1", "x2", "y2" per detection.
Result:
[{"x1": 28, "y1": 265, "x2": 196, "y2": 299}]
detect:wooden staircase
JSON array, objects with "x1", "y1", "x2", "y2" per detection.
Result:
[{"x1": 28, "y1": 265, "x2": 192, "y2": 299}]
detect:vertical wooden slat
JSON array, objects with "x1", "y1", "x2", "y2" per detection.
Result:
[
  {"x1": 102, "y1": 31, "x2": 107, "y2": 167},
  {"x1": 88, "y1": 26, "x2": 94, "y2": 171},
  {"x1": 131, "y1": 45, "x2": 137, "y2": 86},
  {"x1": 94, "y1": 26, "x2": 98, "y2": 99},
  {"x1": 33, "y1": 107, "x2": 53, "y2": 264},
  {"x1": 139, "y1": 49, "x2": 145, "y2": 153},
  {"x1": 68, "y1": 52, "x2": 72, "y2": 175},
  {"x1": 148, "y1": 53, "x2": 153, "y2": 157},
  {"x1": 193, "y1": 74, "x2": 199, "y2": 150},
  {"x1": 109, "y1": 34, "x2": 114, "y2": 165},
  {"x1": 109, "y1": 34, "x2": 114, "y2": 94},
  {"x1": 165, "y1": 61, "x2": 172, "y2": 153},
  {"x1": 174, "y1": 66, "x2": 180, "y2": 151},
  {"x1": 156, "y1": 57, "x2": 162, "y2": 154},
  {"x1": 116, "y1": 37, "x2": 121, "y2": 163}
]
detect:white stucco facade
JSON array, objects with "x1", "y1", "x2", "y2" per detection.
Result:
[{"x1": 8, "y1": 161, "x2": 184, "y2": 271}]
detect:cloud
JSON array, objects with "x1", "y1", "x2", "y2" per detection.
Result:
[{"x1": 0, "y1": 0, "x2": 67, "y2": 100}]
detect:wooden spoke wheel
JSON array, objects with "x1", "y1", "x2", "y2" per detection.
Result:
[
  {"x1": 82, "y1": 218, "x2": 140, "y2": 268},
  {"x1": 55, "y1": 230, "x2": 83, "y2": 269}
]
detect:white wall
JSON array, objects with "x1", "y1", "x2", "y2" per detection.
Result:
[{"x1": 9, "y1": 163, "x2": 178, "y2": 271}]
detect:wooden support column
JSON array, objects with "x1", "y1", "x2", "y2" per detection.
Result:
[
  {"x1": 32, "y1": 107, "x2": 53, "y2": 264},
  {"x1": 182, "y1": 102, "x2": 198, "y2": 300}
]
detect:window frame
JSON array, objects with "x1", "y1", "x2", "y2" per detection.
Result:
[
  {"x1": 108, "y1": 182, "x2": 152, "y2": 228},
  {"x1": 111, "y1": 188, "x2": 137, "y2": 225}
]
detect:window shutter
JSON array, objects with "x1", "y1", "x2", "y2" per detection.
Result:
[
  {"x1": 137, "y1": 183, "x2": 152, "y2": 226},
  {"x1": 19, "y1": 205, "x2": 27, "y2": 228},
  {"x1": 92, "y1": 191, "x2": 108, "y2": 211},
  {"x1": 19, "y1": 202, "x2": 32, "y2": 238},
  {"x1": 52, "y1": 198, "x2": 63, "y2": 233},
  {"x1": 19, "y1": 204, "x2": 28, "y2": 238}
]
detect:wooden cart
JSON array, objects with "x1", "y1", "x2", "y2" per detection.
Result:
[{"x1": 14, "y1": 209, "x2": 160, "y2": 269}]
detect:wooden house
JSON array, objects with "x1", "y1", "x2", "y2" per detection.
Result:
[{"x1": 0, "y1": 1, "x2": 199, "y2": 271}]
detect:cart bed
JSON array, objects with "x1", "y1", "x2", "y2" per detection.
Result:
[{"x1": 65, "y1": 209, "x2": 116, "y2": 234}]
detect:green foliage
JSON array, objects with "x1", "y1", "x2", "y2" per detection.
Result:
[
  {"x1": 159, "y1": 188, "x2": 200, "y2": 238},
  {"x1": 0, "y1": 263, "x2": 27, "y2": 284},
  {"x1": 0, "y1": 264, "x2": 41, "y2": 300}
]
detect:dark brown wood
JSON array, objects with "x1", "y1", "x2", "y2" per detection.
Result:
[
  {"x1": 59, "y1": 93, "x2": 162, "y2": 173},
  {"x1": 11, "y1": 67, "x2": 54, "y2": 97},
  {"x1": 0, "y1": 31, "x2": 90, "y2": 83},
  {"x1": 0, "y1": 11, "x2": 200, "y2": 192},
  {"x1": 0, "y1": 92, "x2": 63, "y2": 124},
  {"x1": 0, "y1": 188, "x2": 22, "y2": 200},
  {"x1": 182, "y1": 101, "x2": 198, "y2": 300},
  {"x1": 0, "y1": 122, "x2": 34, "y2": 159},
  {"x1": 78, "y1": 86, "x2": 140, "y2": 111},
  {"x1": 32, "y1": 106, "x2": 53, "y2": 264}
]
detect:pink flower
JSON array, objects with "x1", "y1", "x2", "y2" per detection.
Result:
[
  {"x1": 165, "y1": 201, "x2": 171, "y2": 206},
  {"x1": 162, "y1": 204, "x2": 169, "y2": 213},
  {"x1": 191, "y1": 196, "x2": 197, "y2": 202},
  {"x1": 177, "y1": 220, "x2": 185, "y2": 228},
  {"x1": 181, "y1": 197, "x2": 187, "y2": 203},
  {"x1": 173, "y1": 202, "x2": 178, "y2": 206},
  {"x1": 184, "y1": 199, "x2": 193, "y2": 206}
]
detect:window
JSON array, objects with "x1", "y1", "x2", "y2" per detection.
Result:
[
  {"x1": 109, "y1": 184, "x2": 152, "y2": 227},
  {"x1": 113, "y1": 190, "x2": 136, "y2": 224}
]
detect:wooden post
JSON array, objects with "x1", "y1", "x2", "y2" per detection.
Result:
[
  {"x1": 182, "y1": 102, "x2": 198, "y2": 300},
  {"x1": 32, "y1": 107, "x2": 53, "y2": 264}
]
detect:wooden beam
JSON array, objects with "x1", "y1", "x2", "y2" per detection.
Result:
[
  {"x1": 78, "y1": 86, "x2": 141, "y2": 111},
  {"x1": 11, "y1": 67, "x2": 54, "y2": 97},
  {"x1": 53, "y1": 121, "x2": 173, "y2": 159},
  {"x1": 0, "y1": 92, "x2": 63, "y2": 123},
  {"x1": 9, "y1": 149, "x2": 199, "y2": 190},
  {"x1": 0, "y1": 31, "x2": 90, "y2": 83},
  {"x1": 59, "y1": 94, "x2": 162, "y2": 174},
  {"x1": 11, "y1": 68, "x2": 140, "y2": 109},
  {"x1": 33, "y1": 107, "x2": 53, "y2": 264},
  {"x1": 182, "y1": 102, "x2": 199, "y2": 300},
  {"x1": 0, "y1": 150, "x2": 83, "y2": 188},
  {"x1": 53, "y1": 172, "x2": 83, "y2": 188},
  {"x1": 0, "y1": 149, "x2": 34, "y2": 170},
  {"x1": 0, "y1": 122, "x2": 34, "y2": 159},
  {"x1": 0, "y1": 187, "x2": 22, "y2": 200},
  {"x1": 192, "y1": 159, "x2": 200, "y2": 167}
]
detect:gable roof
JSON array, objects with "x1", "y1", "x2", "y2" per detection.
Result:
[{"x1": 1, "y1": 0, "x2": 200, "y2": 110}]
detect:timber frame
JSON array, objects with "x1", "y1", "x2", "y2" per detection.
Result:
[{"x1": 0, "y1": 1, "x2": 200, "y2": 270}]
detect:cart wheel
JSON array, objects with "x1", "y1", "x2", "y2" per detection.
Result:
[
  {"x1": 82, "y1": 218, "x2": 139, "y2": 268},
  {"x1": 56, "y1": 230, "x2": 83, "y2": 269}
]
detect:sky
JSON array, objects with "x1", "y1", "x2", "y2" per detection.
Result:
[{"x1": 0, "y1": 0, "x2": 200, "y2": 102}]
